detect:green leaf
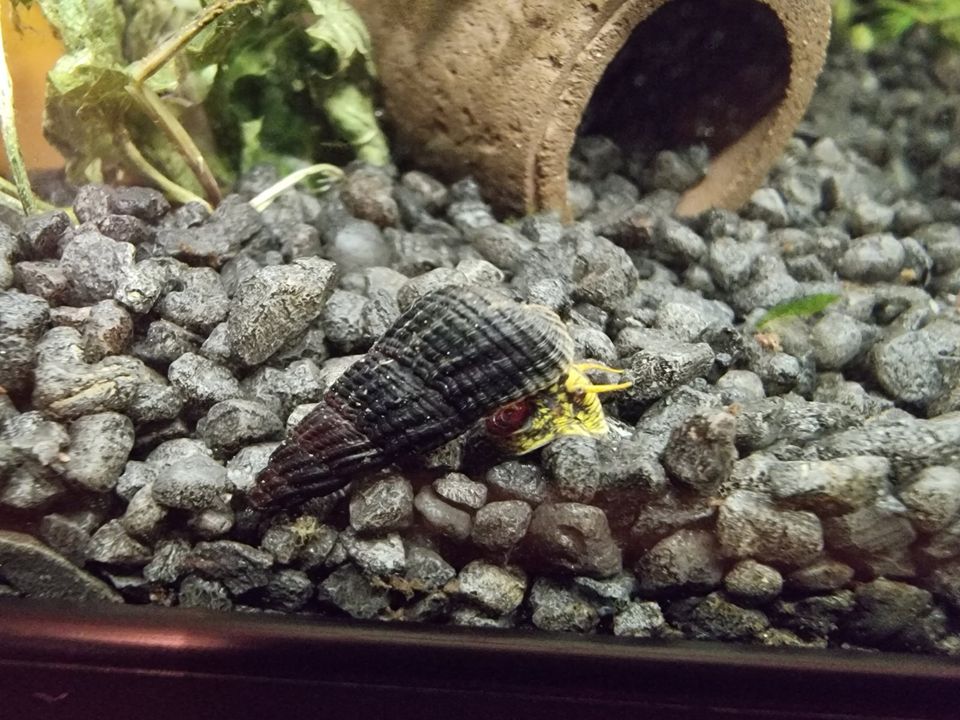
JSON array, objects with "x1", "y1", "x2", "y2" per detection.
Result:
[
  {"x1": 35, "y1": 0, "x2": 125, "y2": 59},
  {"x1": 756, "y1": 293, "x2": 842, "y2": 329},
  {"x1": 303, "y1": 0, "x2": 376, "y2": 77}
]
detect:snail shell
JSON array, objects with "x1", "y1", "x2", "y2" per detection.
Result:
[{"x1": 250, "y1": 286, "x2": 573, "y2": 509}]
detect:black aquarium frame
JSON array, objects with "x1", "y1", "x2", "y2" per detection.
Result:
[{"x1": 0, "y1": 598, "x2": 958, "y2": 720}]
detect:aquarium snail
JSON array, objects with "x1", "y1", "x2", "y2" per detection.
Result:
[{"x1": 249, "y1": 286, "x2": 630, "y2": 510}]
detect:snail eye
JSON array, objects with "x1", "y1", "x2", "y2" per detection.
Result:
[{"x1": 485, "y1": 398, "x2": 534, "y2": 436}]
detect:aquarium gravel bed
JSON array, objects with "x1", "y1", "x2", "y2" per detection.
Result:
[{"x1": 2, "y1": 32, "x2": 960, "y2": 656}]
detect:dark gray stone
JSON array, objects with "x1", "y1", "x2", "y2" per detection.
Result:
[
  {"x1": 227, "y1": 257, "x2": 337, "y2": 365},
  {"x1": 340, "y1": 529, "x2": 405, "y2": 576},
  {"x1": 39, "y1": 513, "x2": 92, "y2": 565},
  {"x1": 188, "y1": 540, "x2": 273, "y2": 595},
  {"x1": 157, "y1": 266, "x2": 230, "y2": 333},
  {"x1": 414, "y1": 486, "x2": 472, "y2": 541},
  {"x1": 59, "y1": 229, "x2": 136, "y2": 303},
  {"x1": 636, "y1": 529, "x2": 724, "y2": 596},
  {"x1": 178, "y1": 575, "x2": 233, "y2": 611},
  {"x1": 621, "y1": 339, "x2": 715, "y2": 407},
  {"x1": 543, "y1": 436, "x2": 600, "y2": 503},
  {"x1": 785, "y1": 559, "x2": 855, "y2": 594},
  {"x1": 0, "y1": 290, "x2": 49, "y2": 392},
  {"x1": 19, "y1": 210, "x2": 71, "y2": 258},
  {"x1": 613, "y1": 601, "x2": 666, "y2": 638},
  {"x1": 823, "y1": 506, "x2": 918, "y2": 560},
  {"x1": 838, "y1": 233, "x2": 906, "y2": 282},
  {"x1": 168, "y1": 353, "x2": 242, "y2": 409},
  {"x1": 455, "y1": 560, "x2": 526, "y2": 615},
  {"x1": 404, "y1": 544, "x2": 456, "y2": 591},
  {"x1": 132, "y1": 319, "x2": 203, "y2": 366},
  {"x1": 349, "y1": 475, "x2": 414, "y2": 534},
  {"x1": 328, "y1": 219, "x2": 392, "y2": 271},
  {"x1": 319, "y1": 563, "x2": 389, "y2": 619},
  {"x1": 471, "y1": 500, "x2": 532, "y2": 552},
  {"x1": 528, "y1": 578, "x2": 599, "y2": 632},
  {"x1": 899, "y1": 466, "x2": 960, "y2": 532},
  {"x1": 485, "y1": 461, "x2": 547, "y2": 504},
  {"x1": 723, "y1": 559, "x2": 784, "y2": 606},
  {"x1": 768, "y1": 456, "x2": 890, "y2": 516},
  {"x1": 196, "y1": 399, "x2": 283, "y2": 455},
  {"x1": 120, "y1": 485, "x2": 168, "y2": 543},
  {"x1": 717, "y1": 490, "x2": 824, "y2": 567},
  {"x1": 152, "y1": 455, "x2": 231, "y2": 511},
  {"x1": 14, "y1": 261, "x2": 68, "y2": 303},
  {"x1": 0, "y1": 530, "x2": 121, "y2": 602},
  {"x1": 321, "y1": 289, "x2": 369, "y2": 353},
  {"x1": 262, "y1": 569, "x2": 314, "y2": 612},
  {"x1": 433, "y1": 472, "x2": 487, "y2": 510},
  {"x1": 87, "y1": 519, "x2": 152, "y2": 565},
  {"x1": 662, "y1": 410, "x2": 737, "y2": 495},
  {"x1": 63, "y1": 412, "x2": 135, "y2": 492},
  {"x1": 526, "y1": 503, "x2": 622, "y2": 578},
  {"x1": 668, "y1": 592, "x2": 769, "y2": 641}
]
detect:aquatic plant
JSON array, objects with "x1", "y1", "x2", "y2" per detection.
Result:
[
  {"x1": 834, "y1": 0, "x2": 960, "y2": 50},
  {"x1": 3, "y1": 0, "x2": 387, "y2": 211}
]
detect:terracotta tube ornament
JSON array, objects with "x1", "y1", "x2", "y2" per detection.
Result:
[{"x1": 350, "y1": 0, "x2": 832, "y2": 219}]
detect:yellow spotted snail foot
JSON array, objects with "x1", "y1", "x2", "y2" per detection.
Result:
[{"x1": 249, "y1": 286, "x2": 630, "y2": 510}]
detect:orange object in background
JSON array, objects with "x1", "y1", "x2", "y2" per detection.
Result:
[{"x1": 0, "y1": 0, "x2": 65, "y2": 176}]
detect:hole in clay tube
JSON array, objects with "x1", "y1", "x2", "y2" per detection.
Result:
[{"x1": 579, "y1": 0, "x2": 790, "y2": 157}]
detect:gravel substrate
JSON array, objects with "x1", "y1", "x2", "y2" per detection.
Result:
[{"x1": 2, "y1": 31, "x2": 960, "y2": 655}]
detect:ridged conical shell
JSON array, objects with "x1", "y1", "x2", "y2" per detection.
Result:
[{"x1": 251, "y1": 286, "x2": 573, "y2": 508}]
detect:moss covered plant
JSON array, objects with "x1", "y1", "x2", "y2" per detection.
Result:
[
  {"x1": 834, "y1": 0, "x2": 960, "y2": 51},
  {"x1": 5, "y1": 0, "x2": 388, "y2": 211}
]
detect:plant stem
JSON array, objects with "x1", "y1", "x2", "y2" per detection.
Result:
[
  {"x1": 249, "y1": 163, "x2": 344, "y2": 212},
  {"x1": 127, "y1": 83, "x2": 222, "y2": 205},
  {"x1": 128, "y1": 0, "x2": 262, "y2": 85},
  {"x1": 0, "y1": 176, "x2": 60, "y2": 213},
  {"x1": 120, "y1": 131, "x2": 212, "y2": 212},
  {"x1": 0, "y1": 24, "x2": 37, "y2": 215}
]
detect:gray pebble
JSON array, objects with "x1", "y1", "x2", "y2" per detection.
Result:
[
  {"x1": 414, "y1": 485, "x2": 472, "y2": 541},
  {"x1": 225, "y1": 443, "x2": 276, "y2": 494},
  {"x1": 81, "y1": 300, "x2": 133, "y2": 361},
  {"x1": 227, "y1": 257, "x2": 337, "y2": 365},
  {"x1": 321, "y1": 290, "x2": 369, "y2": 353},
  {"x1": 319, "y1": 563, "x2": 389, "y2": 619},
  {"x1": 636, "y1": 529, "x2": 724, "y2": 596},
  {"x1": 871, "y1": 331, "x2": 945, "y2": 408},
  {"x1": 899, "y1": 466, "x2": 960, "y2": 533},
  {"x1": 341, "y1": 166, "x2": 400, "y2": 228},
  {"x1": 144, "y1": 539, "x2": 191, "y2": 584},
  {"x1": 59, "y1": 229, "x2": 136, "y2": 303},
  {"x1": 0, "y1": 290, "x2": 49, "y2": 392},
  {"x1": 114, "y1": 257, "x2": 176, "y2": 314},
  {"x1": 526, "y1": 503, "x2": 622, "y2": 578},
  {"x1": 723, "y1": 559, "x2": 784, "y2": 606},
  {"x1": 630, "y1": 490, "x2": 716, "y2": 545},
  {"x1": 485, "y1": 461, "x2": 547, "y2": 504},
  {"x1": 132, "y1": 319, "x2": 203, "y2": 366},
  {"x1": 187, "y1": 506, "x2": 235, "y2": 539},
  {"x1": 401, "y1": 170, "x2": 448, "y2": 211},
  {"x1": 668, "y1": 592, "x2": 769, "y2": 641},
  {"x1": 469, "y1": 224, "x2": 533, "y2": 273},
  {"x1": 63, "y1": 412, "x2": 135, "y2": 492},
  {"x1": 19, "y1": 210, "x2": 71, "y2": 259},
  {"x1": 528, "y1": 578, "x2": 599, "y2": 632},
  {"x1": 262, "y1": 569, "x2": 314, "y2": 612},
  {"x1": 146, "y1": 437, "x2": 214, "y2": 470},
  {"x1": 543, "y1": 436, "x2": 600, "y2": 503},
  {"x1": 404, "y1": 544, "x2": 456, "y2": 591},
  {"x1": 168, "y1": 353, "x2": 242, "y2": 408},
  {"x1": 196, "y1": 399, "x2": 283, "y2": 455},
  {"x1": 455, "y1": 560, "x2": 526, "y2": 616},
  {"x1": 844, "y1": 578, "x2": 934, "y2": 647},
  {"x1": 744, "y1": 188, "x2": 789, "y2": 227},
  {"x1": 328, "y1": 219, "x2": 392, "y2": 271},
  {"x1": 786, "y1": 559, "x2": 855, "y2": 593},
  {"x1": 771, "y1": 591, "x2": 856, "y2": 641},
  {"x1": 768, "y1": 455, "x2": 890, "y2": 516},
  {"x1": 188, "y1": 540, "x2": 273, "y2": 595},
  {"x1": 471, "y1": 500, "x2": 532, "y2": 552},
  {"x1": 386, "y1": 229, "x2": 456, "y2": 276},
  {"x1": 613, "y1": 601, "x2": 666, "y2": 638},
  {"x1": 120, "y1": 485, "x2": 168, "y2": 543},
  {"x1": 397, "y1": 268, "x2": 468, "y2": 312},
  {"x1": 87, "y1": 519, "x2": 152, "y2": 565},
  {"x1": 39, "y1": 512, "x2": 92, "y2": 565},
  {"x1": 731, "y1": 256, "x2": 800, "y2": 315},
  {"x1": 178, "y1": 575, "x2": 233, "y2": 611},
  {"x1": 115, "y1": 461, "x2": 157, "y2": 501},
  {"x1": 14, "y1": 260, "x2": 69, "y2": 303},
  {"x1": 341, "y1": 529, "x2": 405, "y2": 576},
  {"x1": 838, "y1": 233, "x2": 906, "y2": 282},
  {"x1": 349, "y1": 475, "x2": 414, "y2": 534},
  {"x1": 621, "y1": 339, "x2": 715, "y2": 407},
  {"x1": 157, "y1": 267, "x2": 230, "y2": 334},
  {"x1": 716, "y1": 369, "x2": 766, "y2": 404},
  {"x1": 433, "y1": 472, "x2": 487, "y2": 510},
  {"x1": 823, "y1": 505, "x2": 918, "y2": 559},
  {"x1": 810, "y1": 313, "x2": 875, "y2": 370},
  {"x1": 152, "y1": 455, "x2": 231, "y2": 511},
  {"x1": 717, "y1": 490, "x2": 824, "y2": 567},
  {"x1": 0, "y1": 529, "x2": 120, "y2": 602},
  {"x1": 654, "y1": 217, "x2": 707, "y2": 265},
  {"x1": 662, "y1": 410, "x2": 737, "y2": 495}
]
